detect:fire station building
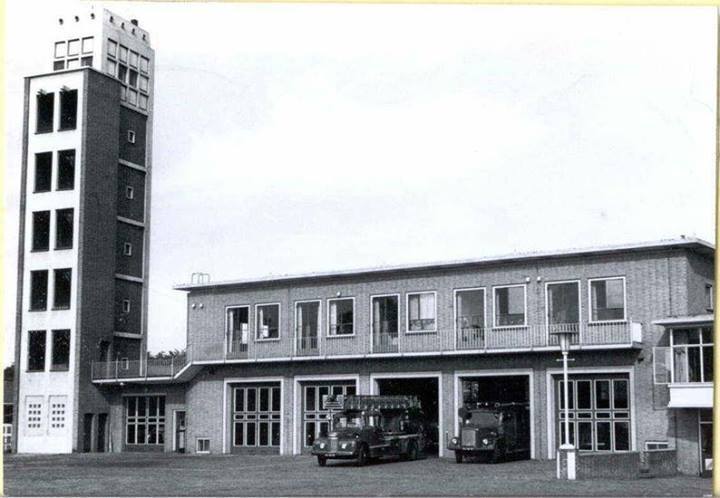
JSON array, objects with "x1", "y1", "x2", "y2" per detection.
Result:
[{"x1": 91, "y1": 238, "x2": 714, "y2": 476}]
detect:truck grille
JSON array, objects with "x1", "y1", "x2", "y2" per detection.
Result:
[
  {"x1": 329, "y1": 438, "x2": 339, "y2": 451},
  {"x1": 461, "y1": 428, "x2": 477, "y2": 446}
]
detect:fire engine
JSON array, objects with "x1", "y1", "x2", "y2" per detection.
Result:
[
  {"x1": 448, "y1": 402, "x2": 530, "y2": 463},
  {"x1": 311, "y1": 395, "x2": 424, "y2": 466}
]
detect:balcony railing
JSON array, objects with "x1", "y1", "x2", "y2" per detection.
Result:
[{"x1": 91, "y1": 321, "x2": 641, "y2": 381}]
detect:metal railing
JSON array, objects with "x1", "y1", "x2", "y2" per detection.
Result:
[{"x1": 91, "y1": 321, "x2": 641, "y2": 381}]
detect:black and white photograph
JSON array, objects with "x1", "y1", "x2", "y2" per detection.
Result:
[{"x1": 2, "y1": 0, "x2": 717, "y2": 496}]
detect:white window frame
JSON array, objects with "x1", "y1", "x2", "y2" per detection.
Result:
[
  {"x1": 122, "y1": 299, "x2": 131, "y2": 314},
  {"x1": 127, "y1": 130, "x2": 136, "y2": 144},
  {"x1": 588, "y1": 276, "x2": 627, "y2": 324},
  {"x1": 644, "y1": 440, "x2": 670, "y2": 451},
  {"x1": 255, "y1": 303, "x2": 281, "y2": 342},
  {"x1": 123, "y1": 242, "x2": 132, "y2": 256},
  {"x1": 368, "y1": 293, "x2": 402, "y2": 336},
  {"x1": 705, "y1": 283, "x2": 714, "y2": 312},
  {"x1": 225, "y1": 305, "x2": 251, "y2": 349},
  {"x1": 196, "y1": 438, "x2": 210, "y2": 454},
  {"x1": 405, "y1": 291, "x2": 438, "y2": 334},
  {"x1": 668, "y1": 326, "x2": 713, "y2": 384},
  {"x1": 544, "y1": 279, "x2": 582, "y2": 328},
  {"x1": 125, "y1": 185, "x2": 134, "y2": 200},
  {"x1": 492, "y1": 284, "x2": 527, "y2": 329},
  {"x1": 294, "y1": 299, "x2": 322, "y2": 344},
  {"x1": 326, "y1": 297, "x2": 355, "y2": 337},
  {"x1": 453, "y1": 287, "x2": 486, "y2": 349}
]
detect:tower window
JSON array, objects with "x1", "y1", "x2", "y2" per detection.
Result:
[
  {"x1": 54, "y1": 41, "x2": 66, "y2": 58},
  {"x1": 119, "y1": 45, "x2": 128, "y2": 63},
  {"x1": 67, "y1": 39, "x2": 79, "y2": 56},
  {"x1": 81, "y1": 37, "x2": 93, "y2": 54},
  {"x1": 51, "y1": 329, "x2": 70, "y2": 371},
  {"x1": 122, "y1": 299, "x2": 131, "y2": 313},
  {"x1": 53, "y1": 268, "x2": 72, "y2": 310},
  {"x1": 81, "y1": 56, "x2": 93, "y2": 67},
  {"x1": 36, "y1": 92, "x2": 54, "y2": 133},
  {"x1": 118, "y1": 64, "x2": 128, "y2": 83},
  {"x1": 27, "y1": 331, "x2": 46, "y2": 372},
  {"x1": 125, "y1": 186, "x2": 134, "y2": 200},
  {"x1": 59, "y1": 89, "x2": 77, "y2": 130},
  {"x1": 108, "y1": 39, "x2": 117, "y2": 57},
  {"x1": 55, "y1": 208, "x2": 74, "y2": 250},
  {"x1": 106, "y1": 58, "x2": 117, "y2": 76},
  {"x1": 53, "y1": 61, "x2": 65, "y2": 71},
  {"x1": 31, "y1": 211, "x2": 50, "y2": 251},
  {"x1": 127, "y1": 130, "x2": 136, "y2": 143},
  {"x1": 34, "y1": 152, "x2": 52, "y2": 192},
  {"x1": 57, "y1": 149, "x2": 75, "y2": 190},
  {"x1": 140, "y1": 56, "x2": 149, "y2": 73},
  {"x1": 123, "y1": 242, "x2": 132, "y2": 256},
  {"x1": 30, "y1": 270, "x2": 48, "y2": 311},
  {"x1": 128, "y1": 69, "x2": 138, "y2": 88}
]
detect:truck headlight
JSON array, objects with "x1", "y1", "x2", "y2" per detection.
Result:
[
  {"x1": 451, "y1": 437, "x2": 458, "y2": 445},
  {"x1": 319, "y1": 442, "x2": 326, "y2": 449},
  {"x1": 482, "y1": 438, "x2": 489, "y2": 445},
  {"x1": 340, "y1": 441, "x2": 355, "y2": 450}
]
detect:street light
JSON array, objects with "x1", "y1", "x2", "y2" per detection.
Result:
[{"x1": 554, "y1": 329, "x2": 577, "y2": 480}]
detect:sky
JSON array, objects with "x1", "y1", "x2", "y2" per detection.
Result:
[{"x1": 3, "y1": 1, "x2": 717, "y2": 363}]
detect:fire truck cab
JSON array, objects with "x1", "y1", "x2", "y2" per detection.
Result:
[{"x1": 311, "y1": 395, "x2": 424, "y2": 466}]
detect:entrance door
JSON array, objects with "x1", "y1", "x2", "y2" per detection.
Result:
[
  {"x1": 231, "y1": 384, "x2": 281, "y2": 452},
  {"x1": 82, "y1": 414, "x2": 93, "y2": 452},
  {"x1": 555, "y1": 375, "x2": 631, "y2": 453},
  {"x1": 96, "y1": 413, "x2": 107, "y2": 452},
  {"x1": 174, "y1": 410, "x2": 186, "y2": 453},
  {"x1": 700, "y1": 409, "x2": 712, "y2": 477}
]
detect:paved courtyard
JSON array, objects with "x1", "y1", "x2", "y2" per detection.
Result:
[{"x1": 3, "y1": 453, "x2": 712, "y2": 497}]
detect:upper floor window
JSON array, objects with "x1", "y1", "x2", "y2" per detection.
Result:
[
  {"x1": 51, "y1": 329, "x2": 70, "y2": 371},
  {"x1": 455, "y1": 288, "x2": 485, "y2": 332},
  {"x1": 328, "y1": 298, "x2": 354, "y2": 336},
  {"x1": 108, "y1": 39, "x2": 118, "y2": 58},
  {"x1": 256, "y1": 303, "x2": 280, "y2": 340},
  {"x1": 546, "y1": 281, "x2": 580, "y2": 329},
  {"x1": 589, "y1": 277, "x2": 626, "y2": 322},
  {"x1": 125, "y1": 186, "x2": 135, "y2": 200},
  {"x1": 296, "y1": 301, "x2": 320, "y2": 350},
  {"x1": 371, "y1": 295, "x2": 399, "y2": 335},
  {"x1": 34, "y1": 152, "x2": 52, "y2": 192},
  {"x1": 59, "y1": 89, "x2": 77, "y2": 130},
  {"x1": 407, "y1": 292, "x2": 436, "y2": 332},
  {"x1": 30, "y1": 270, "x2": 48, "y2": 311},
  {"x1": 27, "y1": 330, "x2": 46, "y2": 372},
  {"x1": 36, "y1": 92, "x2": 54, "y2": 133},
  {"x1": 31, "y1": 211, "x2": 50, "y2": 251},
  {"x1": 494, "y1": 285, "x2": 526, "y2": 327},
  {"x1": 57, "y1": 150, "x2": 75, "y2": 190},
  {"x1": 53, "y1": 268, "x2": 72, "y2": 310},
  {"x1": 55, "y1": 209, "x2": 74, "y2": 250},
  {"x1": 705, "y1": 284, "x2": 714, "y2": 312},
  {"x1": 671, "y1": 327, "x2": 713, "y2": 383},
  {"x1": 123, "y1": 242, "x2": 133, "y2": 256},
  {"x1": 227, "y1": 306, "x2": 249, "y2": 346}
]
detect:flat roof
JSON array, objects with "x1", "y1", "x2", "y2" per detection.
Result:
[{"x1": 174, "y1": 237, "x2": 714, "y2": 291}]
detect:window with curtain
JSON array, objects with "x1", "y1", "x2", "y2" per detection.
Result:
[
  {"x1": 407, "y1": 292, "x2": 436, "y2": 332},
  {"x1": 494, "y1": 285, "x2": 526, "y2": 327},
  {"x1": 256, "y1": 304, "x2": 280, "y2": 340},
  {"x1": 372, "y1": 296, "x2": 399, "y2": 335},
  {"x1": 590, "y1": 278, "x2": 625, "y2": 321},
  {"x1": 328, "y1": 298, "x2": 354, "y2": 336}
]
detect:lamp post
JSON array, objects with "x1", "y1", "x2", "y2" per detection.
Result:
[{"x1": 555, "y1": 330, "x2": 577, "y2": 480}]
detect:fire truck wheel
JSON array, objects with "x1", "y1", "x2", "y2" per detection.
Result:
[
  {"x1": 455, "y1": 451, "x2": 464, "y2": 463},
  {"x1": 356, "y1": 445, "x2": 369, "y2": 466},
  {"x1": 492, "y1": 445, "x2": 505, "y2": 463},
  {"x1": 408, "y1": 442, "x2": 419, "y2": 461},
  {"x1": 317, "y1": 456, "x2": 327, "y2": 467}
]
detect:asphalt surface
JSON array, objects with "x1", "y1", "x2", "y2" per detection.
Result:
[{"x1": 3, "y1": 452, "x2": 712, "y2": 497}]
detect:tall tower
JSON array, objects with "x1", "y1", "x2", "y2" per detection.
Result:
[{"x1": 13, "y1": 8, "x2": 155, "y2": 453}]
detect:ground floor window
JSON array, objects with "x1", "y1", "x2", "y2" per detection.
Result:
[
  {"x1": 232, "y1": 384, "x2": 281, "y2": 448},
  {"x1": 700, "y1": 409, "x2": 712, "y2": 476},
  {"x1": 555, "y1": 375, "x2": 630, "y2": 452},
  {"x1": 125, "y1": 395, "x2": 165, "y2": 445},
  {"x1": 303, "y1": 382, "x2": 356, "y2": 448}
]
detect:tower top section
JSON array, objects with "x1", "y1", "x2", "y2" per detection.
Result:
[{"x1": 48, "y1": 6, "x2": 155, "y2": 113}]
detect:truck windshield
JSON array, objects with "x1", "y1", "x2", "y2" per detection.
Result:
[
  {"x1": 333, "y1": 414, "x2": 364, "y2": 429},
  {"x1": 463, "y1": 411, "x2": 499, "y2": 428}
]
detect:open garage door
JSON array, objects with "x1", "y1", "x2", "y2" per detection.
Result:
[
  {"x1": 375, "y1": 377, "x2": 439, "y2": 455},
  {"x1": 459, "y1": 375, "x2": 532, "y2": 460}
]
